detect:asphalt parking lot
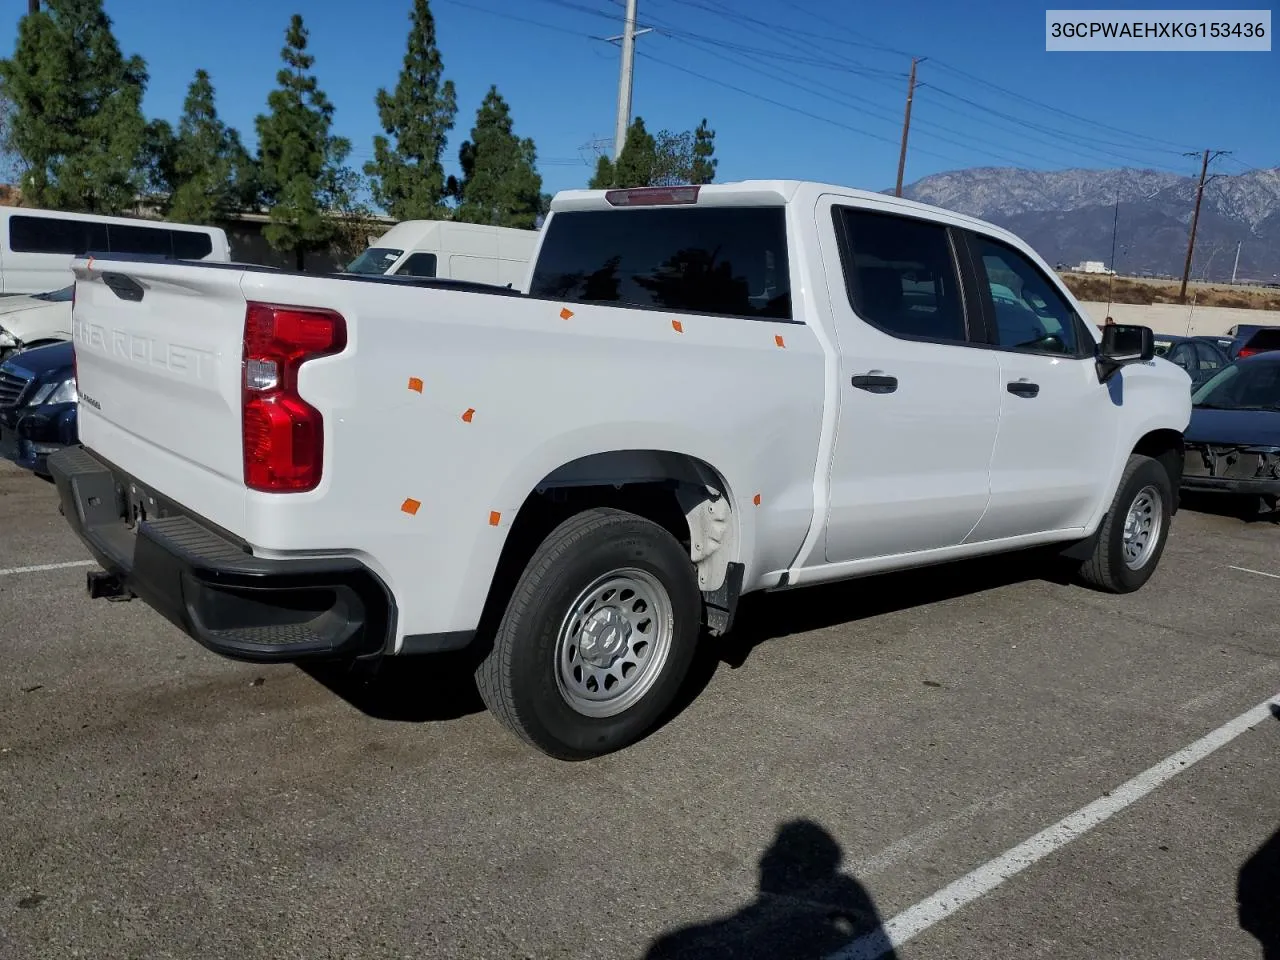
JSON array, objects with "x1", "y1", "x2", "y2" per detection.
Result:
[{"x1": 1, "y1": 458, "x2": 1277, "y2": 960}]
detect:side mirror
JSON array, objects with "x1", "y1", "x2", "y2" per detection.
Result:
[{"x1": 1096, "y1": 323, "x2": 1155, "y2": 382}]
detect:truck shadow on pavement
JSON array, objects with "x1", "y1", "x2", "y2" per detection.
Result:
[
  {"x1": 301, "y1": 650, "x2": 487, "y2": 723},
  {"x1": 306, "y1": 549, "x2": 1056, "y2": 727},
  {"x1": 716, "y1": 549, "x2": 1054, "y2": 671},
  {"x1": 1180, "y1": 491, "x2": 1280, "y2": 525},
  {"x1": 643, "y1": 818, "x2": 896, "y2": 960},
  {"x1": 1236, "y1": 703, "x2": 1280, "y2": 960}
]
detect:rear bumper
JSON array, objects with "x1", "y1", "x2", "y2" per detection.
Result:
[{"x1": 47, "y1": 445, "x2": 395, "y2": 664}]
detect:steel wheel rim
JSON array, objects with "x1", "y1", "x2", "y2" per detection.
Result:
[
  {"x1": 554, "y1": 568, "x2": 675, "y2": 719},
  {"x1": 1122, "y1": 483, "x2": 1163, "y2": 571}
]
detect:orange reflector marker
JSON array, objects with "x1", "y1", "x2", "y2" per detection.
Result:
[
  {"x1": 775, "y1": 335, "x2": 786, "y2": 348},
  {"x1": 407, "y1": 376, "x2": 424, "y2": 393},
  {"x1": 753, "y1": 493, "x2": 762, "y2": 506},
  {"x1": 401, "y1": 498, "x2": 421, "y2": 516},
  {"x1": 560, "y1": 307, "x2": 574, "y2": 320},
  {"x1": 489, "y1": 511, "x2": 502, "y2": 526},
  {"x1": 672, "y1": 319, "x2": 684, "y2": 334},
  {"x1": 461, "y1": 408, "x2": 475, "y2": 423}
]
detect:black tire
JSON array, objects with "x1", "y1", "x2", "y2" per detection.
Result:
[
  {"x1": 475, "y1": 507, "x2": 702, "y2": 760},
  {"x1": 1077, "y1": 453, "x2": 1174, "y2": 593}
]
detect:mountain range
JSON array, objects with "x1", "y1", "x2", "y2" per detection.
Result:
[{"x1": 896, "y1": 166, "x2": 1280, "y2": 283}]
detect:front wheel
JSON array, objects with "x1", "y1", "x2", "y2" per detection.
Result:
[
  {"x1": 1076, "y1": 453, "x2": 1174, "y2": 593},
  {"x1": 475, "y1": 507, "x2": 703, "y2": 760}
]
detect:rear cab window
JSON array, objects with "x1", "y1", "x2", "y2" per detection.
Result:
[{"x1": 529, "y1": 206, "x2": 792, "y2": 320}]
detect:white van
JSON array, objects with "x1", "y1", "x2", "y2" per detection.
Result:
[
  {"x1": 344, "y1": 220, "x2": 538, "y2": 289},
  {"x1": 0, "y1": 206, "x2": 230, "y2": 295}
]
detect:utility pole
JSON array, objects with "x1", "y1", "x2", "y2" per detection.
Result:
[
  {"x1": 27, "y1": 0, "x2": 39, "y2": 14},
  {"x1": 1179, "y1": 148, "x2": 1230, "y2": 302},
  {"x1": 1231, "y1": 240, "x2": 1242, "y2": 284},
  {"x1": 894, "y1": 57, "x2": 922, "y2": 197},
  {"x1": 613, "y1": 0, "x2": 639, "y2": 161}
]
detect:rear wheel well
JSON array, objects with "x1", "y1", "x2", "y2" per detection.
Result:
[
  {"x1": 1133, "y1": 429, "x2": 1184, "y2": 512},
  {"x1": 474, "y1": 452, "x2": 740, "y2": 645}
]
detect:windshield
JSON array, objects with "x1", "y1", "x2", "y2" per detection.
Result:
[
  {"x1": 1154, "y1": 339, "x2": 1175, "y2": 356},
  {"x1": 1191, "y1": 360, "x2": 1280, "y2": 411},
  {"x1": 31, "y1": 285, "x2": 74, "y2": 302},
  {"x1": 345, "y1": 247, "x2": 404, "y2": 275}
]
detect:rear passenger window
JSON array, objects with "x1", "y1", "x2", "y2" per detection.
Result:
[
  {"x1": 107, "y1": 224, "x2": 173, "y2": 257},
  {"x1": 835, "y1": 208, "x2": 967, "y2": 342},
  {"x1": 1194, "y1": 341, "x2": 1225, "y2": 372},
  {"x1": 969, "y1": 235, "x2": 1082, "y2": 356},
  {"x1": 171, "y1": 230, "x2": 213, "y2": 260},
  {"x1": 9, "y1": 215, "x2": 108, "y2": 255},
  {"x1": 529, "y1": 207, "x2": 791, "y2": 320},
  {"x1": 396, "y1": 253, "x2": 438, "y2": 278}
]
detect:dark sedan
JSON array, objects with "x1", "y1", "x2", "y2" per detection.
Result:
[
  {"x1": 0, "y1": 340, "x2": 77, "y2": 479},
  {"x1": 1153, "y1": 334, "x2": 1232, "y2": 389},
  {"x1": 1181, "y1": 351, "x2": 1280, "y2": 510}
]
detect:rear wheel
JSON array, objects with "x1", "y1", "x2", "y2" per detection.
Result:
[
  {"x1": 475, "y1": 507, "x2": 702, "y2": 760},
  {"x1": 1077, "y1": 453, "x2": 1173, "y2": 593}
]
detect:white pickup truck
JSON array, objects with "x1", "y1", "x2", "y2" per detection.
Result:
[{"x1": 49, "y1": 181, "x2": 1191, "y2": 760}]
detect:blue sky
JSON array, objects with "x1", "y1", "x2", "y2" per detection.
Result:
[{"x1": 5, "y1": 0, "x2": 1277, "y2": 200}]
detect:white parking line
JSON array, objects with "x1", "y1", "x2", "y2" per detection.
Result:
[
  {"x1": 827, "y1": 692, "x2": 1280, "y2": 960},
  {"x1": 0, "y1": 560, "x2": 96, "y2": 577},
  {"x1": 1229, "y1": 565, "x2": 1280, "y2": 580}
]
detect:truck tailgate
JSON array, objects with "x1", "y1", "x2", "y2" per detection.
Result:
[{"x1": 71, "y1": 260, "x2": 251, "y2": 527}]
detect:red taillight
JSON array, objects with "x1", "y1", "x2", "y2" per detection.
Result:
[
  {"x1": 242, "y1": 301, "x2": 347, "y2": 492},
  {"x1": 604, "y1": 185, "x2": 700, "y2": 206}
]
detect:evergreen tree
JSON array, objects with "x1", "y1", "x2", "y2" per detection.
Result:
[
  {"x1": 613, "y1": 117, "x2": 656, "y2": 189},
  {"x1": 0, "y1": 0, "x2": 149, "y2": 213},
  {"x1": 254, "y1": 14, "x2": 353, "y2": 270},
  {"x1": 366, "y1": 0, "x2": 456, "y2": 220},
  {"x1": 586, "y1": 116, "x2": 715, "y2": 189},
  {"x1": 451, "y1": 87, "x2": 542, "y2": 229},
  {"x1": 690, "y1": 118, "x2": 717, "y2": 185},
  {"x1": 164, "y1": 70, "x2": 256, "y2": 224},
  {"x1": 588, "y1": 154, "x2": 615, "y2": 190}
]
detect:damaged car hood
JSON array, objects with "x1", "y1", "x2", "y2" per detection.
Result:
[{"x1": 1185, "y1": 407, "x2": 1280, "y2": 448}]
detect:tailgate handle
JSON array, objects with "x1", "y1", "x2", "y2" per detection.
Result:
[{"x1": 102, "y1": 272, "x2": 145, "y2": 302}]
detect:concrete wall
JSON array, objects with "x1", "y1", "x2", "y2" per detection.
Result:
[{"x1": 1077, "y1": 300, "x2": 1280, "y2": 337}]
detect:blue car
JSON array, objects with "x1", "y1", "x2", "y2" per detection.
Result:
[
  {"x1": 1181, "y1": 351, "x2": 1280, "y2": 510},
  {"x1": 1153, "y1": 333, "x2": 1232, "y2": 390},
  {"x1": 0, "y1": 340, "x2": 77, "y2": 480}
]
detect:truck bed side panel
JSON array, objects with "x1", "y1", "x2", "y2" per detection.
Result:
[{"x1": 232, "y1": 274, "x2": 826, "y2": 644}]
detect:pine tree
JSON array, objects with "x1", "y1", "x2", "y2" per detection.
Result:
[
  {"x1": 612, "y1": 117, "x2": 656, "y2": 189},
  {"x1": 452, "y1": 87, "x2": 542, "y2": 229},
  {"x1": 588, "y1": 155, "x2": 615, "y2": 190},
  {"x1": 0, "y1": 0, "x2": 149, "y2": 213},
  {"x1": 366, "y1": 0, "x2": 456, "y2": 220},
  {"x1": 163, "y1": 70, "x2": 256, "y2": 224},
  {"x1": 690, "y1": 118, "x2": 717, "y2": 185},
  {"x1": 254, "y1": 14, "x2": 353, "y2": 270}
]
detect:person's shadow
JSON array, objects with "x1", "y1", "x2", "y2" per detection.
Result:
[
  {"x1": 644, "y1": 819, "x2": 896, "y2": 959},
  {"x1": 1237, "y1": 703, "x2": 1280, "y2": 959}
]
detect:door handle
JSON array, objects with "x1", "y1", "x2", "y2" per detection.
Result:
[
  {"x1": 851, "y1": 372, "x2": 898, "y2": 394},
  {"x1": 1006, "y1": 379, "x2": 1040, "y2": 398}
]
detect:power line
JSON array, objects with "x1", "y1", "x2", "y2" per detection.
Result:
[
  {"x1": 670, "y1": 0, "x2": 1204, "y2": 159},
  {"x1": 632, "y1": 47, "x2": 982, "y2": 169}
]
